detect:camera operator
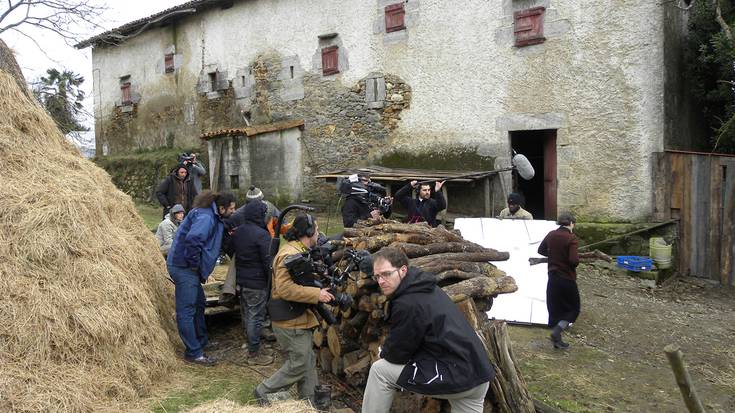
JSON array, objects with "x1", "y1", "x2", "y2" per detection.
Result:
[
  {"x1": 341, "y1": 173, "x2": 392, "y2": 228},
  {"x1": 179, "y1": 152, "x2": 207, "y2": 194},
  {"x1": 253, "y1": 213, "x2": 333, "y2": 405}
]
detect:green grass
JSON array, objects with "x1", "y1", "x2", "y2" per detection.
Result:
[
  {"x1": 150, "y1": 364, "x2": 260, "y2": 412},
  {"x1": 135, "y1": 201, "x2": 163, "y2": 231}
]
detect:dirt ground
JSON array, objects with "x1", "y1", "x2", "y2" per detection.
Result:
[
  {"x1": 509, "y1": 262, "x2": 735, "y2": 413},
  {"x1": 144, "y1": 260, "x2": 735, "y2": 412}
]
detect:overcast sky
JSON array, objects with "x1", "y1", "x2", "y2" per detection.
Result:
[{"x1": 1, "y1": 1, "x2": 191, "y2": 128}]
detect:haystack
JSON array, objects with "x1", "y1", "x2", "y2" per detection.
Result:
[{"x1": 0, "y1": 42, "x2": 178, "y2": 412}]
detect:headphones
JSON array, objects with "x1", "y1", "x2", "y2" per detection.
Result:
[{"x1": 304, "y1": 214, "x2": 316, "y2": 237}]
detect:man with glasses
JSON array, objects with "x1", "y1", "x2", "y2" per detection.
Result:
[{"x1": 362, "y1": 248, "x2": 494, "y2": 413}]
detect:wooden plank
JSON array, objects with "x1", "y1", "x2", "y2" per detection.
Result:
[
  {"x1": 441, "y1": 185, "x2": 448, "y2": 225},
  {"x1": 652, "y1": 152, "x2": 672, "y2": 221},
  {"x1": 484, "y1": 176, "x2": 491, "y2": 217},
  {"x1": 670, "y1": 153, "x2": 684, "y2": 210},
  {"x1": 706, "y1": 157, "x2": 723, "y2": 281},
  {"x1": 680, "y1": 154, "x2": 692, "y2": 276},
  {"x1": 721, "y1": 160, "x2": 735, "y2": 286},
  {"x1": 691, "y1": 156, "x2": 709, "y2": 278}
]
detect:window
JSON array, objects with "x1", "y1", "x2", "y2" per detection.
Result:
[
  {"x1": 365, "y1": 76, "x2": 386, "y2": 109},
  {"x1": 230, "y1": 175, "x2": 239, "y2": 190},
  {"x1": 120, "y1": 82, "x2": 132, "y2": 105},
  {"x1": 385, "y1": 3, "x2": 406, "y2": 33},
  {"x1": 208, "y1": 72, "x2": 217, "y2": 91},
  {"x1": 514, "y1": 7, "x2": 545, "y2": 47},
  {"x1": 321, "y1": 46, "x2": 339, "y2": 76},
  {"x1": 164, "y1": 53, "x2": 175, "y2": 73}
]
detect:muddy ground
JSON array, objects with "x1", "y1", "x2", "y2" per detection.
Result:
[
  {"x1": 144, "y1": 262, "x2": 735, "y2": 412},
  {"x1": 509, "y1": 262, "x2": 735, "y2": 413}
]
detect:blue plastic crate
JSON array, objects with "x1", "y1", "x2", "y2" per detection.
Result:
[{"x1": 616, "y1": 256, "x2": 654, "y2": 272}]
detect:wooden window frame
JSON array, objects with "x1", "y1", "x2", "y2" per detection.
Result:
[
  {"x1": 514, "y1": 7, "x2": 546, "y2": 47},
  {"x1": 321, "y1": 46, "x2": 339, "y2": 76},
  {"x1": 385, "y1": 3, "x2": 406, "y2": 33},
  {"x1": 164, "y1": 53, "x2": 175, "y2": 73},
  {"x1": 120, "y1": 82, "x2": 132, "y2": 105}
]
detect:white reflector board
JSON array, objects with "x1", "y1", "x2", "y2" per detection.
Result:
[{"x1": 454, "y1": 218, "x2": 558, "y2": 325}]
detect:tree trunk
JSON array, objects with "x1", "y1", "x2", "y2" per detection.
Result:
[
  {"x1": 442, "y1": 276, "x2": 518, "y2": 301},
  {"x1": 418, "y1": 261, "x2": 506, "y2": 278},
  {"x1": 390, "y1": 241, "x2": 489, "y2": 258},
  {"x1": 411, "y1": 251, "x2": 509, "y2": 267},
  {"x1": 479, "y1": 320, "x2": 536, "y2": 413}
]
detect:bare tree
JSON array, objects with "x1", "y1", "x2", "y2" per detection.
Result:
[{"x1": 0, "y1": 1, "x2": 106, "y2": 46}]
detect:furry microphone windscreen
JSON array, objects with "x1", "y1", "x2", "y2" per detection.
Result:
[{"x1": 512, "y1": 154, "x2": 535, "y2": 180}]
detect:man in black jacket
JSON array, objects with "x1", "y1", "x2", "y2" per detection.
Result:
[
  {"x1": 362, "y1": 248, "x2": 494, "y2": 413},
  {"x1": 155, "y1": 164, "x2": 196, "y2": 218},
  {"x1": 341, "y1": 174, "x2": 391, "y2": 228},
  {"x1": 223, "y1": 200, "x2": 274, "y2": 365},
  {"x1": 394, "y1": 180, "x2": 446, "y2": 227}
]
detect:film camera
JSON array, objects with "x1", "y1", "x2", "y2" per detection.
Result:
[
  {"x1": 338, "y1": 174, "x2": 392, "y2": 215},
  {"x1": 178, "y1": 152, "x2": 197, "y2": 163},
  {"x1": 283, "y1": 241, "x2": 372, "y2": 325}
]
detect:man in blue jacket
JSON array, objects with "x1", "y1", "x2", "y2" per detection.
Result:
[
  {"x1": 362, "y1": 247, "x2": 494, "y2": 413},
  {"x1": 167, "y1": 190, "x2": 237, "y2": 366}
]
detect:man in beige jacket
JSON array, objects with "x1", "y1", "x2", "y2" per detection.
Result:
[{"x1": 253, "y1": 213, "x2": 334, "y2": 405}]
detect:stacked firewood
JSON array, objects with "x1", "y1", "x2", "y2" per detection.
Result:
[{"x1": 313, "y1": 219, "x2": 519, "y2": 391}]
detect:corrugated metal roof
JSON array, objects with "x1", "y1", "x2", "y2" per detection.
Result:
[{"x1": 75, "y1": 0, "x2": 235, "y2": 49}]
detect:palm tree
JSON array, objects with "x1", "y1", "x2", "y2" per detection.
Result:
[{"x1": 32, "y1": 68, "x2": 88, "y2": 134}]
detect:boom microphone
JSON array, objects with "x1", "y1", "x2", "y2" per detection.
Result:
[{"x1": 511, "y1": 154, "x2": 535, "y2": 180}]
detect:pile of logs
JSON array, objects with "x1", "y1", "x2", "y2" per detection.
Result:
[{"x1": 314, "y1": 219, "x2": 519, "y2": 392}]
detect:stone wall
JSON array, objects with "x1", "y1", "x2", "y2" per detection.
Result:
[{"x1": 87, "y1": 0, "x2": 692, "y2": 221}]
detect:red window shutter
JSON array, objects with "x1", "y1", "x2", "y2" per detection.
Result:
[
  {"x1": 322, "y1": 46, "x2": 339, "y2": 76},
  {"x1": 164, "y1": 53, "x2": 175, "y2": 73},
  {"x1": 385, "y1": 3, "x2": 406, "y2": 33},
  {"x1": 121, "y1": 82, "x2": 132, "y2": 104},
  {"x1": 514, "y1": 7, "x2": 545, "y2": 47}
]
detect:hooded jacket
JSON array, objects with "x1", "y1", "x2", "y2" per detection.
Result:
[
  {"x1": 381, "y1": 267, "x2": 494, "y2": 395},
  {"x1": 155, "y1": 165, "x2": 196, "y2": 212},
  {"x1": 224, "y1": 200, "x2": 272, "y2": 290},
  {"x1": 155, "y1": 213, "x2": 180, "y2": 256},
  {"x1": 341, "y1": 195, "x2": 372, "y2": 228},
  {"x1": 166, "y1": 202, "x2": 225, "y2": 281}
]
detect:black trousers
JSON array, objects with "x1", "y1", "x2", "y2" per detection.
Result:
[{"x1": 546, "y1": 272, "x2": 581, "y2": 328}]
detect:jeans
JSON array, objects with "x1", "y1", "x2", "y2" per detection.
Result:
[
  {"x1": 362, "y1": 359, "x2": 489, "y2": 413},
  {"x1": 167, "y1": 265, "x2": 208, "y2": 359},
  {"x1": 239, "y1": 287, "x2": 268, "y2": 353}
]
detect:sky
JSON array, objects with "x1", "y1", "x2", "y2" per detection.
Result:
[{"x1": 1, "y1": 0, "x2": 192, "y2": 128}]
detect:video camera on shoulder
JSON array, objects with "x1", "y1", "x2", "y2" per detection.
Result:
[
  {"x1": 282, "y1": 242, "x2": 372, "y2": 324},
  {"x1": 337, "y1": 173, "x2": 392, "y2": 213}
]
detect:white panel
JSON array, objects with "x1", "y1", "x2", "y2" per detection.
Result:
[{"x1": 455, "y1": 218, "x2": 559, "y2": 325}]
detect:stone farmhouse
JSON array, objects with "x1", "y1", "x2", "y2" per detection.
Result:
[{"x1": 77, "y1": 0, "x2": 699, "y2": 222}]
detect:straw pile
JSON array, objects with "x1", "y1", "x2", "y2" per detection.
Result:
[
  {"x1": 0, "y1": 54, "x2": 178, "y2": 411},
  {"x1": 185, "y1": 399, "x2": 316, "y2": 413}
]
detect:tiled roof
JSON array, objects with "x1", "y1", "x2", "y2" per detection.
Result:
[{"x1": 75, "y1": 0, "x2": 234, "y2": 49}]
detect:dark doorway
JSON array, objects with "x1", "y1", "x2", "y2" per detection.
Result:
[{"x1": 510, "y1": 129, "x2": 557, "y2": 220}]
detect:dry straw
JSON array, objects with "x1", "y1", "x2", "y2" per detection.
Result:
[
  {"x1": 185, "y1": 399, "x2": 317, "y2": 413},
  {"x1": 0, "y1": 68, "x2": 178, "y2": 412}
]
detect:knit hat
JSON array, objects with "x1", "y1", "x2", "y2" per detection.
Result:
[
  {"x1": 507, "y1": 192, "x2": 523, "y2": 205},
  {"x1": 246, "y1": 186, "x2": 264, "y2": 202},
  {"x1": 170, "y1": 204, "x2": 185, "y2": 214}
]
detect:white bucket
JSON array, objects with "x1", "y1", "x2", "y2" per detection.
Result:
[{"x1": 649, "y1": 237, "x2": 672, "y2": 269}]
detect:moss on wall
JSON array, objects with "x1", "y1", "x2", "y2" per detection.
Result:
[
  {"x1": 575, "y1": 222, "x2": 677, "y2": 257},
  {"x1": 376, "y1": 148, "x2": 495, "y2": 171},
  {"x1": 94, "y1": 147, "x2": 200, "y2": 202}
]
